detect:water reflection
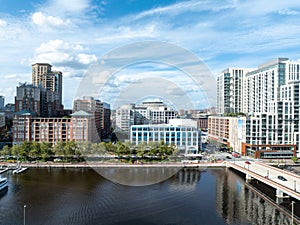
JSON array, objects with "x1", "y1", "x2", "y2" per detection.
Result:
[
  {"x1": 0, "y1": 168, "x2": 297, "y2": 225},
  {"x1": 95, "y1": 166, "x2": 182, "y2": 186},
  {"x1": 212, "y1": 169, "x2": 293, "y2": 225},
  {"x1": 0, "y1": 186, "x2": 8, "y2": 198}
]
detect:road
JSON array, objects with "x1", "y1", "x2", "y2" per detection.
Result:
[{"x1": 231, "y1": 160, "x2": 300, "y2": 194}]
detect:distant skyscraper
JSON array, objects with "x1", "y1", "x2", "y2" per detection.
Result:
[
  {"x1": 15, "y1": 83, "x2": 42, "y2": 116},
  {"x1": 32, "y1": 63, "x2": 52, "y2": 87},
  {"x1": 0, "y1": 96, "x2": 4, "y2": 111},
  {"x1": 31, "y1": 63, "x2": 63, "y2": 116}
]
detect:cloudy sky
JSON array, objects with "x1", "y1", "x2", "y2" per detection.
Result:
[{"x1": 1, "y1": 0, "x2": 300, "y2": 109}]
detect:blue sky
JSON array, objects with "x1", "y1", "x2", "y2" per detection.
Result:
[{"x1": 1, "y1": 0, "x2": 300, "y2": 109}]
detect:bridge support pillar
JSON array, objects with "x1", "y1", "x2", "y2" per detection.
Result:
[
  {"x1": 276, "y1": 189, "x2": 289, "y2": 204},
  {"x1": 246, "y1": 174, "x2": 252, "y2": 180}
]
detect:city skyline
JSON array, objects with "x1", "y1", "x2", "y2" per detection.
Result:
[{"x1": 1, "y1": 0, "x2": 300, "y2": 108}]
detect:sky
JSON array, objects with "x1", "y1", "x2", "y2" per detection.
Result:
[{"x1": 1, "y1": 0, "x2": 300, "y2": 110}]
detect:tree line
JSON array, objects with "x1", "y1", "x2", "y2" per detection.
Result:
[{"x1": 0, "y1": 141, "x2": 178, "y2": 162}]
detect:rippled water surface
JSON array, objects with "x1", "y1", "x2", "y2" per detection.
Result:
[{"x1": 0, "y1": 167, "x2": 296, "y2": 225}]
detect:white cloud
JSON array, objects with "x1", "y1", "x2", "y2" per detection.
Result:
[
  {"x1": 4, "y1": 74, "x2": 17, "y2": 79},
  {"x1": 277, "y1": 8, "x2": 299, "y2": 15},
  {"x1": 31, "y1": 12, "x2": 71, "y2": 28},
  {"x1": 31, "y1": 40, "x2": 98, "y2": 77},
  {"x1": 96, "y1": 24, "x2": 157, "y2": 44},
  {"x1": 132, "y1": 0, "x2": 235, "y2": 20},
  {"x1": 0, "y1": 19, "x2": 7, "y2": 27},
  {"x1": 77, "y1": 53, "x2": 97, "y2": 65},
  {"x1": 46, "y1": 0, "x2": 91, "y2": 14}
]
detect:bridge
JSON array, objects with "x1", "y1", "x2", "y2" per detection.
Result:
[{"x1": 226, "y1": 160, "x2": 300, "y2": 202}]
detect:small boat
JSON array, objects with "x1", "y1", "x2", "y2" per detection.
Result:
[
  {"x1": 0, "y1": 176, "x2": 8, "y2": 191},
  {"x1": 0, "y1": 168, "x2": 8, "y2": 174},
  {"x1": 13, "y1": 166, "x2": 28, "y2": 174}
]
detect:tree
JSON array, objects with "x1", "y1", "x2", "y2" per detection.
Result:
[
  {"x1": 29, "y1": 142, "x2": 41, "y2": 159},
  {"x1": 40, "y1": 142, "x2": 53, "y2": 161},
  {"x1": 64, "y1": 141, "x2": 78, "y2": 157},
  {"x1": 291, "y1": 156, "x2": 298, "y2": 163},
  {"x1": 53, "y1": 141, "x2": 66, "y2": 158},
  {"x1": 0, "y1": 145, "x2": 11, "y2": 156}
]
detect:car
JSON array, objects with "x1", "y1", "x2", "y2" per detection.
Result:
[
  {"x1": 277, "y1": 175, "x2": 287, "y2": 181},
  {"x1": 245, "y1": 161, "x2": 251, "y2": 165},
  {"x1": 226, "y1": 156, "x2": 232, "y2": 159}
]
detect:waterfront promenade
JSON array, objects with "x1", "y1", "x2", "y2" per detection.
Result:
[{"x1": 0, "y1": 161, "x2": 225, "y2": 169}]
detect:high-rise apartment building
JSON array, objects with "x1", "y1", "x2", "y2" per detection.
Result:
[
  {"x1": 15, "y1": 83, "x2": 42, "y2": 116},
  {"x1": 31, "y1": 63, "x2": 63, "y2": 115},
  {"x1": 214, "y1": 58, "x2": 300, "y2": 158},
  {"x1": 73, "y1": 96, "x2": 111, "y2": 139},
  {"x1": 32, "y1": 63, "x2": 52, "y2": 87},
  {"x1": 217, "y1": 68, "x2": 255, "y2": 114}
]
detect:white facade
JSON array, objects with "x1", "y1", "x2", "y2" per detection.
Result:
[
  {"x1": 217, "y1": 68, "x2": 254, "y2": 114},
  {"x1": 169, "y1": 118, "x2": 197, "y2": 128},
  {"x1": 115, "y1": 102, "x2": 178, "y2": 132},
  {"x1": 216, "y1": 58, "x2": 300, "y2": 158},
  {"x1": 116, "y1": 104, "x2": 135, "y2": 132},
  {"x1": 130, "y1": 124, "x2": 201, "y2": 153}
]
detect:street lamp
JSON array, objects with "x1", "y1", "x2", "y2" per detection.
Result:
[
  {"x1": 294, "y1": 180, "x2": 296, "y2": 192},
  {"x1": 23, "y1": 205, "x2": 26, "y2": 225}
]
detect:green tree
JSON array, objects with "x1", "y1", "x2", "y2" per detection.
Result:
[
  {"x1": 29, "y1": 142, "x2": 41, "y2": 159},
  {"x1": 40, "y1": 142, "x2": 53, "y2": 161},
  {"x1": 291, "y1": 156, "x2": 298, "y2": 163},
  {"x1": 115, "y1": 142, "x2": 130, "y2": 156},
  {"x1": 103, "y1": 142, "x2": 116, "y2": 154},
  {"x1": 11, "y1": 145, "x2": 20, "y2": 157},
  {"x1": 53, "y1": 141, "x2": 66, "y2": 158},
  {"x1": 0, "y1": 145, "x2": 11, "y2": 156},
  {"x1": 64, "y1": 141, "x2": 78, "y2": 157}
]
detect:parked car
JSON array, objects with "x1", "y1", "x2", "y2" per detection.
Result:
[
  {"x1": 277, "y1": 175, "x2": 287, "y2": 181},
  {"x1": 226, "y1": 156, "x2": 232, "y2": 159},
  {"x1": 245, "y1": 161, "x2": 251, "y2": 165}
]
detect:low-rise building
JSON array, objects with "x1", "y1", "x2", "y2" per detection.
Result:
[{"x1": 130, "y1": 120, "x2": 201, "y2": 154}]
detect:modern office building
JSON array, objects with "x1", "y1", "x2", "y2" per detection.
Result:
[
  {"x1": 214, "y1": 58, "x2": 300, "y2": 158},
  {"x1": 130, "y1": 119, "x2": 201, "y2": 153}
]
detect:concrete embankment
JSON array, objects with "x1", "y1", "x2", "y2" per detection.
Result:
[{"x1": 0, "y1": 161, "x2": 225, "y2": 169}]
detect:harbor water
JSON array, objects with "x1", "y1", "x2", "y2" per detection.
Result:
[{"x1": 0, "y1": 167, "x2": 296, "y2": 225}]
